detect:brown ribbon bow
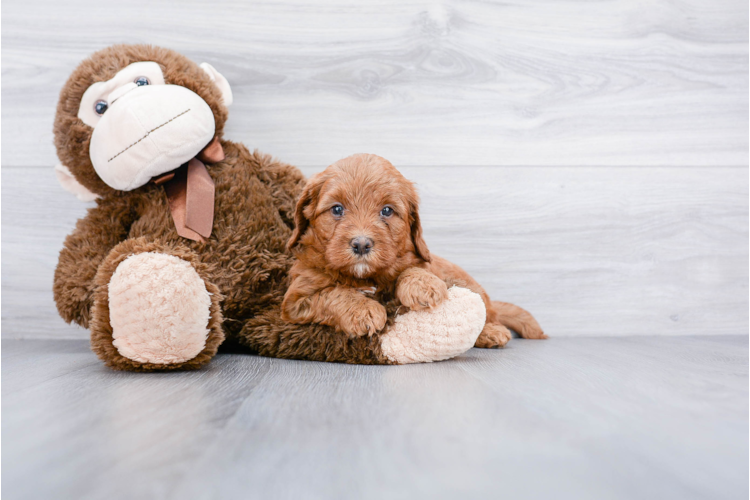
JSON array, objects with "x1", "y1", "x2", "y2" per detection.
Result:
[{"x1": 153, "y1": 137, "x2": 224, "y2": 243}]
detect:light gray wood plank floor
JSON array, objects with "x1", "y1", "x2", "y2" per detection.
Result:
[{"x1": 3, "y1": 336, "x2": 747, "y2": 500}]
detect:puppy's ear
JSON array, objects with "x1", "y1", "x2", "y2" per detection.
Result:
[
  {"x1": 287, "y1": 173, "x2": 325, "y2": 252},
  {"x1": 409, "y1": 198, "x2": 431, "y2": 262}
]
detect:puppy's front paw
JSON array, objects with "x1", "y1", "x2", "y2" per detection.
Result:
[
  {"x1": 339, "y1": 300, "x2": 387, "y2": 337},
  {"x1": 397, "y1": 271, "x2": 449, "y2": 311},
  {"x1": 474, "y1": 323, "x2": 512, "y2": 349}
]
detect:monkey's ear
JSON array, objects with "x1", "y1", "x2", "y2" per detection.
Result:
[
  {"x1": 200, "y1": 63, "x2": 233, "y2": 107},
  {"x1": 55, "y1": 164, "x2": 99, "y2": 202}
]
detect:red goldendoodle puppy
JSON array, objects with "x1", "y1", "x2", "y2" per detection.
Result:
[{"x1": 282, "y1": 153, "x2": 546, "y2": 348}]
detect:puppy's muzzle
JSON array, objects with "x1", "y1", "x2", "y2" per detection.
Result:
[{"x1": 351, "y1": 237, "x2": 373, "y2": 256}]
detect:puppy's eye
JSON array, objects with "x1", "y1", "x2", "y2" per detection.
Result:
[
  {"x1": 134, "y1": 76, "x2": 150, "y2": 86},
  {"x1": 94, "y1": 100, "x2": 108, "y2": 115},
  {"x1": 380, "y1": 206, "x2": 394, "y2": 217},
  {"x1": 331, "y1": 205, "x2": 344, "y2": 217}
]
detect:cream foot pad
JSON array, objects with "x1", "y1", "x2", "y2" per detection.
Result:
[
  {"x1": 108, "y1": 252, "x2": 211, "y2": 364},
  {"x1": 380, "y1": 287, "x2": 486, "y2": 364}
]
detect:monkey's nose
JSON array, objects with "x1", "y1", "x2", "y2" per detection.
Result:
[
  {"x1": 107, "y1": 82, "x2": 138, "y2": 106},
  {"x1": 351, "y1": 237, "x2": 373, "y2": 256}
]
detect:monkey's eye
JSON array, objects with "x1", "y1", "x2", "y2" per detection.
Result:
[
  {"x1": 94, "y1": 100, "x2": 108, "y2": 115},
  {"x1": 380, "y1": 206, "x2": 394, "y2": 217},
  {"x1": 134, "y1": 76, "x2": 150, "y2": 86},
  {"x1": 331, "y1": 205, "x2": 344, "y2": 217}
]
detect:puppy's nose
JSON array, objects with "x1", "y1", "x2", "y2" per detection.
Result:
[{"x1": 351, "y1": 237, "x2": 373, "y2": 256}]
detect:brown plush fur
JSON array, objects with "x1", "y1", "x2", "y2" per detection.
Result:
[
  {"x1": 53, "y1": 45, "x2": 394, "y2": 369},
  {"x1": 282, "y1": 154, "x2": 546, "y2": 347}
]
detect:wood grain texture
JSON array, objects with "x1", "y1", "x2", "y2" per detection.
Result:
[
  {"x1": 1, "y1": 0, "x2": 747, "y2": 168},
  {"x1": 3, "y1": 336, "x2": 747, "y2": 500},
  {"x1": 2, "y1": 165, "x2": 747, "y2": 339}
]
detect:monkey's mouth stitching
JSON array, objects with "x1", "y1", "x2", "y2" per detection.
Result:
[{"x1": 108, "y1": 108, "x2": 192, "y2": 162}]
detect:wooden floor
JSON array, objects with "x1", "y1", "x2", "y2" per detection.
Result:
[{"x1": 3, "y1": 336, "x2": 747, "y2": 500}]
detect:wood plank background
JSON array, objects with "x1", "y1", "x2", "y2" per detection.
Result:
[{"x1": 2, "y1": 0, "x2": 747, "y2": 339}]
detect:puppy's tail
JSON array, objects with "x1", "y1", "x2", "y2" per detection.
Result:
[{"x1": 489, "y1": 301, "x2": 547, "y2": 339}]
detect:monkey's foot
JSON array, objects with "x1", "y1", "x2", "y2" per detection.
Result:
[
  {"x1": 380, "y1": 286, "x2": 485, "y2": 364},
  {"x1": 108, "y1": 252, "x2": 212, "y2": 364}
]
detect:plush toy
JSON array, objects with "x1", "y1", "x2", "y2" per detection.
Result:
[{"x1": 51, "y1": 44, "x2": 486, "y2": 371}]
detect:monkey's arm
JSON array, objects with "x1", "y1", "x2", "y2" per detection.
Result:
[
  {"x1": 281, "y1": 266, "x2": 387, "y2": 337},
  {"x1": 252, "y1": 150, "x2": 307, "y2": 230},
  {"x1": 53, "y1": 197, "x2": 137, "y2": 328}
]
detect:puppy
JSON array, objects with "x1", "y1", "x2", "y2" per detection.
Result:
[{"x1": 282, "y1": 153, "x2": 546, "y2": 348}]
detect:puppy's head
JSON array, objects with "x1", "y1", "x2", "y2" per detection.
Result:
[{"x1": 288, "y1": 153, "x2": 430, "y2": 278}]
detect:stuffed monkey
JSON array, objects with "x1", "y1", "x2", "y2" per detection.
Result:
[{"x1": 52, "y1": 44, "x2": 486, "y2": 371}]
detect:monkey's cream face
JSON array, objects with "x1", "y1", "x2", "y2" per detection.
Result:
[{"x1": 76, "y1": 61, "x2": 232, "y2": 191}]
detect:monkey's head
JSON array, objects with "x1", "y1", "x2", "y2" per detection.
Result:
[{"x1": 53, "y1": 44, "x2": 234, "y2": 200}]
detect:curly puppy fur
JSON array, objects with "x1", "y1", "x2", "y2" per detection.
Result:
[
  {"x1": 282, "y1": 153, "x2": 546, "y2": 347},
  {"x1": 53, "y1": 45, "x2": 396, "y2": 369}
]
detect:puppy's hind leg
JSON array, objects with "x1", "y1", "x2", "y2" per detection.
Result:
[
  {"x1": 489, "y1": 301, "x2": 547, "y2": 339},
  {"x1": 474, "y1": 323, "x2": 512, "y2": 348}
]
